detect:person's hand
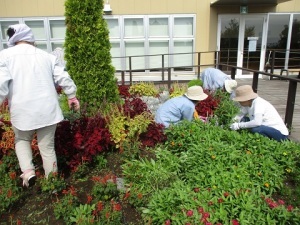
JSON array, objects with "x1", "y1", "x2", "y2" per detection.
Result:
[
  {"x1": 230, "y1": 122, "x2": 240, "y2": 131},
  {"x1": 68, "y1": 97, "x2": 80, "y2": 111}
]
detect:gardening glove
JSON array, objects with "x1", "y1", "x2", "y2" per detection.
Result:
[
  {"x1": 68, "y1": 97, "x2": 80, "y2": 111},
  {"x1": 230, "y1": 122, "x2": 240, "y2": 131}
]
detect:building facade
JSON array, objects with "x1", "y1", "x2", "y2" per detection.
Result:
[{"x1": 0, "y1": 0, "x2": 299, "y2": 79}]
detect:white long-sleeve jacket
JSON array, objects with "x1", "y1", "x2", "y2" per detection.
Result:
[{"x1": 0, "y1": 44, "x2": 77, "y2": 130}]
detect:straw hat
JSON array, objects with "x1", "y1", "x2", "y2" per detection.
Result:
[
  {"x1": 184, "y1": 86, "x2": 208, "y2": 101},
  {"x1": 232, "y1": 85, "x2": 258, "y2": 102},
  {"x1": 224, "y1": 80, "x2": 237, "y2": 93}
]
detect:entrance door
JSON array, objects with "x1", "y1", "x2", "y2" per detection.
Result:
[{"x1": 218, "y1": 15, "x2": 267, "y2": 77}]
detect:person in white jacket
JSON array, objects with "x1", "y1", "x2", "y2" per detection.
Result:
[
  {"x1": 229, "y1": 85, "x2": 289, "y2": 142},
  {"x1": 0, "y1": 24, "x2": 80, "y2": 187}
]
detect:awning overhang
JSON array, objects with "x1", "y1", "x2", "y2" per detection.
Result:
[{"x1": 210, "y1": 0, "x2": 292, "y2": 6}]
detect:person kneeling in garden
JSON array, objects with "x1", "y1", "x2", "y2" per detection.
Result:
[
  {"x1": 155, "y1": 86, "x2": 208, "y2": 128},
  {"x1": 230, "y1": 85, "x2": 289, "y2": 142}
]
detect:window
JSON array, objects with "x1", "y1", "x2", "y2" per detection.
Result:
[
  {"x1": 124, "y1": 18, "x2": 144, "y2": 37},
  {"x1": 267, "y1": 14, "x2": 290, "y2": 67},
  {"x1": 125, "y1": 41, "x2": 145, "y2": 71},
  {"x1": 173, "y1": 40, "x2": 193, "y2": 71},
  {"x1": 0, "y1": 20, "x2": 20, "y2": 49},
  {"x1": 289, "y1": 14, "x2": 300, "y2": 67},
  {"x1": 149, "y1": 18, "x2": 168, "y2": 37},
  {"x1": 24, "y1": 20, "x2": 46, "y2": 40},
  {"x1": 173, "y1": 17, "x2": 194, "y2": 71},
  {"x1": 0, "y1": 15, "x2": 196, "y2": 74},
  {"x1": 1, "y1": 20, "x2": 20, "y2": 41},
  {"x1": 149, "y1": 41, "x2": 169, "y2": 70},
  {"x1": 174, "y1": 17, "x2": 194, "y2": 37},
  {"x1": 106, "y1": 18, "x2": 120, "y2": 38},
  {"x1": 111, "y1": 42, "x2": 122, "y2": 71}
]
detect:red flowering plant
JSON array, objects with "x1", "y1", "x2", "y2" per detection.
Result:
[{"x1": 93, "y1": 199, "x2": 123, "y2": 225}]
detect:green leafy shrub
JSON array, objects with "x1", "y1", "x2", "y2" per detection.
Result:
[
  {"x1": 124, "y1": 120, "x2": 300, "y2": 224},
  {"x1": 92, "y1": 179, "x2": 119, "y2": 201},
  {"x1": 53, "y1": 186, "x2": 80, "y2": 224},
  {"x1": 70, "y1": 204, "x2": 95, "y2": 225},
  {"x1": 122, "y1": 147, "x2": 181, "y2": 207},
  {"x1": 64, "y1": 0, "x2": 119, "y2": 113},
  {"x1": 105, "y1": 103, "x2": 153, "y2": 151},
  {"x1": 39, "y1": 172, "x2": 67, "y2": 194},
  {"x1": 0, "y1": 161, "x2": 22, "y2": 214},
  {"x1": 169, "y1": 82, "x2": 187, "y2": 98},
  {"x1": 188, "y1": 79, "x2": 203, "y2": 87},
  {"x1": 143, "y1": 180, "x2": 300, "y2": 225},
  {"x1": 209, "y1": 89, "x2": 240, "y2": 127},
  {"x1": 129, "y1": 82, "x2": 159, "y2": 97}
]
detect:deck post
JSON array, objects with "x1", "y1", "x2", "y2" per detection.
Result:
[{"x1": 285, "y1": 80, "x2": 297, "y2": 131}]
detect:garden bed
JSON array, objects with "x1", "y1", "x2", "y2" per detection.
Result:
[{"x1": 1, "y1": 82, "x2": 300, "y2": 225}]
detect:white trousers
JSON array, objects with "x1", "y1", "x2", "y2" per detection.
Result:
[{"x1": 13, "y1": 124, "x2": 58, "y2": 177}]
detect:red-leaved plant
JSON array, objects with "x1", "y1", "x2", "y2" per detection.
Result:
[
  {"x1": 55, "y1": 113, "x2": 113, "y2": 171},
  {"x1": 195, "y1": 91, "x2": 220, "y2": 117},
  {"x1": 123, "y1": 97, "x2": 150, "y2": 118},
  {"x1": 139, "y1": 122, "x2": 167, "y2": 148},
  {"x1": 118, "y1": 85, "x2": 131, "y2": 98}
]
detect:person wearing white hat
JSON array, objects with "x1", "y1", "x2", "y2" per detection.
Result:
[
  {"x1": 155, "y1": 86, "x2": 208, "y2": 128},
  {"x1": 201, "y1": 68, "x2": 237, "y2": 98},
  {"x1": 0, "y1": 24, "x2": 80, "y2": 187},
  {"x1": 230, "y1": 85, "x2": 289, "y2": 142}
]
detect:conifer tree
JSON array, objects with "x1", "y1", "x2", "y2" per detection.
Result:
[{"x1": 64, "y1": 0, "x2": 119, "y2": 112}]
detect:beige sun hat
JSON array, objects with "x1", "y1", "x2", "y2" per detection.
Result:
[
  {"x1": 184, "y1": 86, "x2": 208, "y2": 101},
  {"x1": 232, "y1": 85, "x2": 258, "y2": 102},
  {"x1": 224, "y1": 80, "x2": 237, "y2": 93}
]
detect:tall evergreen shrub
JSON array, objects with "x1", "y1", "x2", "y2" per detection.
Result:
[{"x1": 64, "y1": 0, "x2": 119, "y2": 112}]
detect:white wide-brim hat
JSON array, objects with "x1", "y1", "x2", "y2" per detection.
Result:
[
  {"x1": 224, "y1": 80, "x2": 237, "y2": 93},
  {"x1": 184, "y1": 86, "x2": 208, "y2": 101},
  {"x1": 232, "y1": 85, "x2": 258, "y2": 102}
]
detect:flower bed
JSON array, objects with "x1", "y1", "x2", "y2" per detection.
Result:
[{"x1": 0, "y1": 83, "x2": 300, "y2": 224}]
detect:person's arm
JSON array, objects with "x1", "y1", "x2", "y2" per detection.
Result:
[
  {"x1": 52, "y1": 57, "x2": 79, "y2": 110},
  {"x1": 182, "y1": 106, "x2": 194, "y2": 121},
  {"x1": 238, "y1": 113, "x2": 263, "y2": 129},
  {"x1": 233, "y1": 106, "x2": 248, "y2": 122},
  {"x1": 0, "y1": 58, "x2": 12, "y2": 105}
]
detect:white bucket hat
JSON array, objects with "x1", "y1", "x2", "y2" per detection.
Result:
[
  {"x1": 184, "y1": 86, "x2": 208, "y2": 101},
  {"x1": 224, "y1": 80, "x2": 237, "y2": 93},
  {"x1": 232, "y1": 85, "x2": 258, "y2": 102}
]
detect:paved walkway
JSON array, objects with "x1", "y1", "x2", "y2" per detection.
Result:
[{"x1": 236, "y1": 78, "x2": 300, "y2": 142}]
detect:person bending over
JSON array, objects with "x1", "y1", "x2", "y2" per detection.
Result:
[
  {"x1": 200, "y1": 68, "x2": 237, "y2": 99},
  {"x1": 155, "y1": 86, "x2": 208, "y2": 128}
]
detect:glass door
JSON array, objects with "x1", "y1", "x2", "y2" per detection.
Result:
[{"x1": 218, "y1": 14, "x2": 267, "y2": 77}]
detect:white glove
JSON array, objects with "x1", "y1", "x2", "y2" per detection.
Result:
[{"x1": 230, "y1": 122, "x2": 240, "y2": 131}]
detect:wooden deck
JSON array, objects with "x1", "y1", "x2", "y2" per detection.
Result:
[{"x1": 236, "y1": 78, "x2": 300, "y2": 142}]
